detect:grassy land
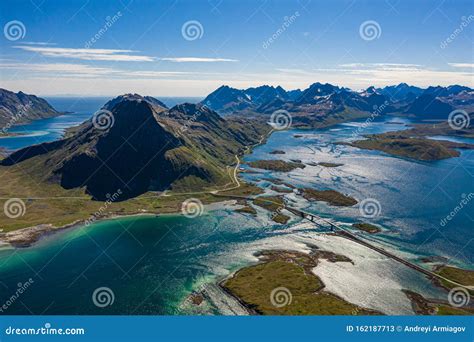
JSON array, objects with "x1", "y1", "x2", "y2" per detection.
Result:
[
  {"x1": 222, "y1": 250, "x2": 378, "y2": 315},
  {"x1": 301, "y1": 188, "x2": 357, "y2": 207},
  {"x1": 247, "y1": 160, "x2": 305, "y2": 172},
  {"x1": 403, "y1": 289, "x2": 473, "y2": 315},
  {"x1": 252, "y1": 196, "x2": 290, "y2": 224},
  {"x1": 0, "y1": 155, "x2": 263, "y2": 234},
  {"x1": 434, "y1": 265, "x2": 474, "y2": 290},
  {"x1": 353, "y1": 222, "x2": 381, "y2": 234},
  {"x1": 344, "y1": 131, "x2": 474, "y2": 161}
]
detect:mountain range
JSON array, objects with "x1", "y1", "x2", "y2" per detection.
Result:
[{"x1": 201, "y1": 83, "x2": 473, "y2": 127}]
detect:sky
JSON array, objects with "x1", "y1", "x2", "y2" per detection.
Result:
[{"x1": 0, "y1": 0, "x2": 473, "y2": 97}]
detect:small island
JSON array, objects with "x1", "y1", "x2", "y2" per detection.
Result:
[
  {"x1": 269, "y1": 150, "x2": 286, "y2": 155},
  {"x1": 252, "y1": 196, "x2": 290, "y2": 224},
  {"x1": 339, "y1": 130, "x2": 474, "y2": 161},
  {"x1": 247, "y1": 159, "x2": 306, "y2": 172},
  {"x1": 317, "y1": 162, "x2": 344, "y2": 168},
  {"x1": 300, "y1": 188, "x2": 358, "y2": 207},
  {"x1": 222, "y1": 250, "x2": 378, "y2": 315},
  {"x1": 352, "y1": 222, "x2": 381, "y2": 234}
]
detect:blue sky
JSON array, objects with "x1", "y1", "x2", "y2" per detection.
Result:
[{"x1": 0, "y1": 0, "x2": 473, "y2": 96}]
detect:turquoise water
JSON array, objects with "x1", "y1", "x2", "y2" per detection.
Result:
[{"x1": 0, "y1": 101, "x2": 472, "y2": 314}]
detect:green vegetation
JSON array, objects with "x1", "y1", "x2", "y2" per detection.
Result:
[
  {"x1": 270, "y1": 185, "x2": 293, "y2": 193},
  {"x1": 353, "y1": 222, "x2": 381, "y2": 234},
  {"x1": 317, "y1": 162, "x2": 344, "y2": 168},
  {"x1": 344, "y1": 127, "x2": 474, "y2": 161},
  {"x1": 247, "y1": 159, "x2": 305, "y2": 172},
  {"x1": 252, "y1": 196, "x2": 290, "y2": 224},
  {"x1": 222, "y1": 250, "x2": 377, "y2": 315},
  {"x1": 235, "y1": 204, "x2": 257, "y2": 216},
  {"x1": 403, "y1": 289, "x2": 473, "y2": 315},
  {"x1": 434, "y1": 265, "x2": 474, "y2": 290},
  {"x1": 301, "y1": 188, "x2": 357, "y2": 207}
]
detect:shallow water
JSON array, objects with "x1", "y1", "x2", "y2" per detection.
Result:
[{"x1": 0, "y1": 104, "x2": 472, "y2": 315}]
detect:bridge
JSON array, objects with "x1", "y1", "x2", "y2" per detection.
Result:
[{"x1": 213, "y1": 192, "x2": 473, "y2": 291}]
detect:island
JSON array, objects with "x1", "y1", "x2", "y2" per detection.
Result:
[
  {"x1": 247, "y1": 159, "x2": 305, "y2": 172},
  {"x1": 252, "y1": 196, "x2": 290, "y2": 224},
  {"x1": 269, "y1": 150, "x2": 286, "y2": 154},
  {"x1": 352, "y1": 222, "x2": 382, "y2": 234},
  {"x1": 342, "y1": 122, "x2": 474, "y2": 161},
  {"x1": 317, "y1": 162, "x2": 344, "y2": 168},
  {"x1": 221, "y1": 250, "x2": 379, "y2": 315},
  {"x1": 300, "y1": 188, "x2": 358, "y2": 207}
]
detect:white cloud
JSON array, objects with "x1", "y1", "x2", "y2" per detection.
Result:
[
  {"x1": 448, "y1": 63, "x2": 474, "y2": 69},
  {"x1": 13, "y1": 46, "x2": 154, "y2": 62},
  {"x1": 159, "y1": 57, "x2": 238, "y2": 63}
]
